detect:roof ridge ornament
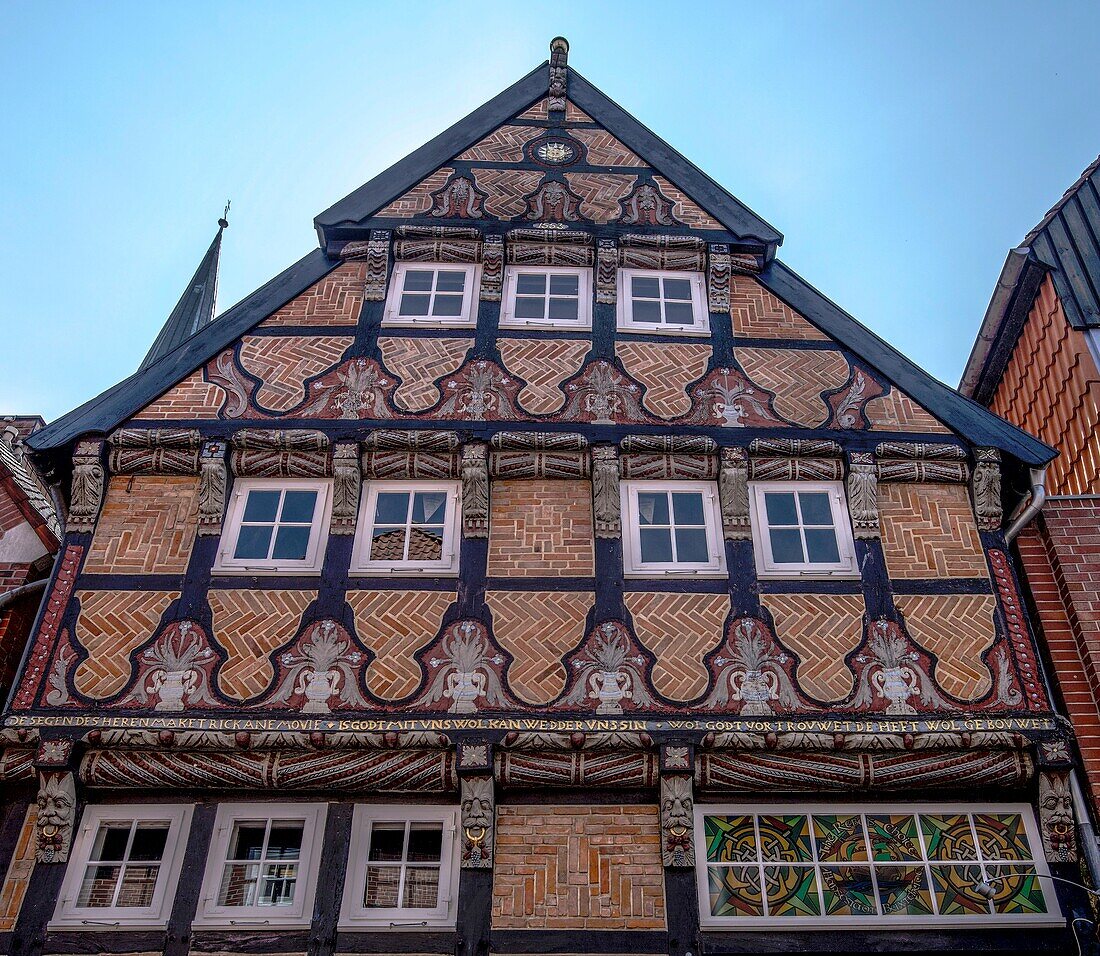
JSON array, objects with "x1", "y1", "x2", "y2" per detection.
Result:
[{"x1": 548, "y1": 36, "x2": 569, "y2": 113}]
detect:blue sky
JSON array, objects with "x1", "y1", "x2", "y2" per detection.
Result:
[{"x1": 3, "y1": 1, "x2": 1099, "y2": 419}]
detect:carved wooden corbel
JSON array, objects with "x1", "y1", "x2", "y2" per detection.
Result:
[
  {"x1": 480, "y1": 234, "x2": 504, "y2": 301},
  {"x1": 229, "y1": 429, "x2": 330, "y2": 477},
  {"x1": 708, "y1": 243, "x2": 732, "y2": 312},
  {"x1": 35, "y1": 770, "x2": 76, "y2": 863},
  {"x1": 596, "y1": 239, "x2": 618, "y2": 304},
  {"x1": 972, "y1": 447, "x2": 1003, "y2": 531},
  {"x1": 718, "y1": 447, "x2": 751, "y2": 540},
  {"x1": 1038, "y1": 768, "x2": 1077, "y2": 862},
  {"x1": 68, "y1": 439, "x2": 105, "y2": 533},
  {"x1": 363, "y1": 229, "x2": 391, "y2": 301},
  {"x1": 548, "y1": 36, "x2": 568, "y2": 112},
  {"x1": 847, "y1": 451, "x2": 879, "y2": 539},
  {"x1": 660, "y1": 772, "x2": 696, "y2": 868},
  {"x1": 197, "y1": 440, "x2": 228, "y2": 535},
  {"x1": 875, "y1": 441, "x2": 970, "y2": 483},
  {"x1": 331, "y1": 442, "x2": 361, "y2": 535},
  {"x1": 107, "y1": 428, "x2": 201, "y2": 474},
  {"x1": 460, "y1": 775, "x2": 495, "y2": 869},
  {"x1": 592, "y1": 444, "x2": 621, "y2": 538},
  {"x1": 461, "y1": 442, "x2": 489, "y2": 537}
]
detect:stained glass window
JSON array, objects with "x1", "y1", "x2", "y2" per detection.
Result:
[{"x1": 700, "y1": 806, "x2": 1055, "y2": 925}]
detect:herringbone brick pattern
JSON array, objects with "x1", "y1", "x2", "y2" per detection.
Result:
[
  {"x1": 347, "y1": 590, "x2": 455, "y2": 699},
  {"x1": 0, "y1": 805, "x2": 36, "y2": 930},
  {"x1": 729, "y1": 276, "x2": 829, "y2": 340},
  {"x1": 565, "y1": 100, "x2": 594, "y2": 123},
  {"x1": 86, "y1": 476, "x2": 200, "y2": 574},
  {"x1": 879, "y1": 483, "x2": 988, "y2": 580},
  {"x1": 73, "y1": 590, "x2": 179, "y2": 699},
  {"x1": 379, "y1": 336, "x2": 472, "y2": 411},
  {"x1": 134, "y1": 370, "x2": 228, "y2": 420},
  {"x1": 564, "y1": 172, "x2": 637, "y2": 221},
  {"x1": 571, "y1": 129, "x2": 645, "y2": 167},
  {"x1": 457, "y1": 125, "x2": 538, "y2": 162},
  {"x1": 238, "y1": 335, "x2": 352, "y2": 411},
  {"x1": 895, "y1": 594, "x2": 997, "y2": 700},
  {"x1": 485, "y1": 590, "x2": 593, "y2": 703},
  {"x1": 617, "y1": 342, "x2": 712, "y2": 418},
  {"x1": 760, "y1": 594, "x2": 866, "y2": 701},
  {"x1": 518, "y1": 99, "x2": 549, "y2": 120},
  {"x1": 866, "y1": 389, "x2": 951, "y2": 433},
  {"x1": 474, "y1": 169, "x2": 545, "y2": 219},
  {"x1": 652, "y1": 176, "x2": 723, "y2": 230},
  {"x1": 492, "y1": 805, "x2": 666, "y2": 929},
  {"x1": 378, "y1": 168, "x2": 452, "y2": 217},
  {"x1": 625, "y1": 592, "x2": 728, "y2": 701},
  {"x1": 209, "y1": 590, "x2": 315, "y2": 700},
  {"x1": 498, "y1": 339, "x2": 590, "y2": 414},
  {"x1": 488, "y1": 480, "x2": 595, "y2": 577},
  {"x1": 258, "y1": 262, "x2": 367, "y2": 327},
  {"x1": 736, "y1": 347, "x2": 851, "y2": 426}
]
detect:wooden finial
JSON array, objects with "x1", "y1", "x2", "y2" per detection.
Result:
[{"x1": 219, "y1": 199, "x2": 231, "y2": 230}]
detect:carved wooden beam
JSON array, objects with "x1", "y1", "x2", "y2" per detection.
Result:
[
  {"x1": 748, "y1": 437, "x2": 845, "y2": 481},
  {"x1": 489, "y1": 431, "x2": 588, "y2": 479},
  {"x1": 394, "y1": 225, "x2": 482, "y2": 263},
  {"x1": 875, "y1": 441, "x2": 970, "y2": 483},
  {"x1": 107, "y1": 428, "x2": 201, "y2": 474},
  {"x1": 619, "y1": 436, "x2": 718, "y2": 481},
  {"x1": 362, "y1": 429, "x2": 461, "y2": 480},
  {"x1": 230, "y1": 429, "x2": 330, "y2": 477},
  {"x1": 619, "y1": 233, "x2": 706, "y2": 271}
]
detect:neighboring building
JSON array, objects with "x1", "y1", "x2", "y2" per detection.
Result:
[
  {"x1": 962, "y1": 159, "x2": 1100, "y2": 831},
  {"x1": 0, "y1": 39, "x2": 1087, "y2": 956}
]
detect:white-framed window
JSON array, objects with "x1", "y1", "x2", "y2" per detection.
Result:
[
  {"x1": 500, "y1": 265, "x2": 591, "y2": 329},
  {"x1": 194, "y1": 803, "x2": 326, "y2": 929},
  {"x1": 382, "y1": 262, "x2": 479, "y2": 327},
  {"x1": 215, "y1": 479, "x2": 332, "y2": 575},
  {"x1": 52, "y1": 804, "x2": 193, "y2": 929},
  {"x1": 695, "y1": 802, "x2": 1060, "y2": 929},
  {"x1": 621, "y1": 480, "x2": 725, "y2": 577},
  {"x1": 616, "y1": 268, "x2": 708, "y2": 334},
  {"x1": 350, "y1": 480, "x2": 461, "y2": 576},
  {"x1": 749, "y1": 481, "x2": 858, "y2": 578},
  {"x1": 340, "y1": 805, "x2": 459, "y2": 930}
]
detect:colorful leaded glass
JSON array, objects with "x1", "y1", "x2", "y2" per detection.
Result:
[
  {"x1": 704, "y1": 815, "x2": 757, "y2": 863},
  {"x1": 708, "y1": 865, "x2": 764, "y2": 917},
  {"x1": 812, "y1": 814, "x2": 867, "y2": 862},
  {"x1": 974, "y1": 813, "x2": 1032, "y2": 862},
  {"x1": 820, "y1": 864, "x2": 875, "y2": 916},
  {"x1": 920, "y1": 813, "x2": 977, "y2": 861},
  {"x1": 757, "y1": 815, "x2": 813, "y2": 862},
  {"x1": 986, "y1": 865, "x2": 1048, "y2": 915},
  {"x1": 875, "y1": 865, "x2": 934, "y2": 916},
  {"x1": 764, "y1": 865, "x2": 820, "y2": 916},
  {"x1": 930, "y1": 864, "x2": 991, "y2": 915},
  {"x1": 866, "y1": 814, "x2": 922, "y2": 861}
]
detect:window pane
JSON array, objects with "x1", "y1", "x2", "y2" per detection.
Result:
[
  {"x1": 375, "y1": 492, "x2": 411, "y2": 525},
  {"x1": 280, "y1": 490, "x2": 318, "y2": 524},
  {"x1": 548, "y1": 297, "x2": 578, "y2": 320},
  {"x1": 229, "y1": 824, "x2": 267, "y2": 861},
  {"x1": 709, "y1": 865, "x2": 764, "y2": 917},
  {"x1": 514, "y1": 296, "x2": 545, "y2": 319},
  {"x1": 637, "y1": 491, "x2": 669, "y2": 525},
  {"x1": 764, "y1": 865, "x2": 820, "y2": 916},
  {"x1": 115, "y1": 865, "x2": 160, "y2": 907},
  {"x1": 399, "y1": 293, "x2": 431, "y2": 316},
  {"x1": 984, "y1": 864, "x2": 1048, "y2": 914},
  {"x1": 266, "y1": 825, "x2": 303, "y2": 861},
  {"x1": 403, "y1": 270, "x2": 434, "y2": 292},
  {"x1": 704, "y1": 815, "x2": 758, "y2": 863},
  {"x1": 820, "y1": 864, "x2": 875, "y2": 917},
  {"x1": 798, "y1": 492, "x2": 834, "y2": 526},
  {"x1": 805, "y1": 528, "x2": 841, "y2": 564},
  {"x1": 364, "y1": 866, "x2": 400, "y2": 907},
  {"x1": 812, "y1": 815, "x2": 868, "y2": 862},
  {"x1": 663, "y1": 277, "x2": 692, "y2": 300},
  {"x1": 769, "y1": 528, "x2": 805, "y2": 564},
  {"x1": 764, "y1": 492, "x2": 798, "y2": 526},
  {"x1": 549, "y1": 274, "x2": 579, "y2": 295},
  {"x1": 403, "y1": 866, "x2": 441, "y2": 907},
  {"x1": 233, "y1": 525, "x2": 273, "y2": 560},
  {"x1": 876, "y1": 865, "x2": 934, "y2": 916},
  {"x1": 371, "y1": 527, "x2": 409, "y2": 561},
  {"x1": 258, "y1": 863, "x2": 297, "y2": 906},
  {"x1": 77, "y1": 864, "x2": 121, "y2": 907},
  {"x1": 639, "y1": 527, "x2": 673, "y2": 564},
  {"x1": 631, "y1": 299, "x2": 661, "y2": 323},
  {"x1": 369, "y1": 825, "x2": 406, "y2": 862},
  {"x1": 435, "y1": 270, "x2": 466, "y2": 292},
  {"x1": 219, "y1": 862, "x2": 260, "y2": 906},
  {"x1": 272, "y1": 525, "x2": 311, "y2": 561},
  {"x1": 664, "y1": 301, "x2": 695, "y2": 325},
  {"x1": 242, "y1": 490, "x2": 280, "y2": 523},
  {"x1": 408, "y1": 527, "x2": 444, "y2": 561},
  {"x1": 758, "y1": 815, "x2": 813, "y2": 862},
  {"x1": 432, "y1": 294, "x2": 463, "y2": 317},
  {"x1": 930, "y1": 864, "x2": 990, "y2": 916},
  {"x1": 129, "y1": 824, "x2": 169, "y2": 862},
  {"x1": 407, "y1": 823, "x2": 444, "y2": 862},
  {"x1": 866, "y1": 815, "x2": 921, "y2": 861},
  {"x1": 974, "y1": 813, "x2": 1032, "y2": 861},
  {"x1": 91, "y1": 824, "x2": 132, "y2": 862},
  {"x1": 920, "y1": 814, "x2": 977, "y2": 861},
  {"x1": 671, "y1": 492, "x2": 705, "y2": 525},
  {"x1": 631, "y1": 275, "x2": 660, "y2": 298},
  {"x1": 412, "y1": 492, "x2": 447, "y2": 524},
  {"x1": 674, "y1": 527, "x2": 709, "y2": 563},
  {"x1": 516, "y1": 273, "x2": 546, "y2": 294}
]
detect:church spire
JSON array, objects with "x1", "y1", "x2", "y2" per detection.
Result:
[{"x1": 138, "y1": 207, "x2": 229, "y2": 371}]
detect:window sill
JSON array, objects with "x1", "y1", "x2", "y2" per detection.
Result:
[
  {"x1": 380, "y1": 319, "x2": 477, "y2": 330},
  {"x1": 499, "y1": 320, "x2": 592, "y2": 332},
  {"x1": 337, "y1": 920, "x2": 456, "y2": 932},
  {"x1": 191, "y1": 917, "x2": 312, "y2": 930},
  {"x1": 348, "y1": 568, "x2": 459, "y2": 577},
  {"x1": 756, "y1": 569, "x2": 861, "y2": 581},
  {"x1": 48, "y1": 919, "x2": 169, "y2": 932},
  {"x1": 700, "y1": 916, "x2": 1065, "y2": 931},
  {"x1": 624, "y1": 569, "x2": 727, "y2": 579},
  {"x1": 616, "y1": 325, "x2": 711, "y2": 337},
  {"x1": 211, "y1": 566, "x2": 323, "y2": 577}
]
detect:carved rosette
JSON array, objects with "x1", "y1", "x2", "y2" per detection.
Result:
[
  {"x1": 330, "y1": 442, "x2": 361, "y2": 535},
  {"x1": 461, "y1": 442, "x2": 489, "y2": 537},
  {"x1": 460, "y1": 775, "x2": 495, "y2": 869},
  {"x1": 660, "y1": 773, "x2": 695, "y2": 867},
  {"x1": 847, "y1": 451, "x2": 879, "y2": 539},
  {"x1": 972, "y1": 447, "x2": 1003, "y2": 531},
  {"x1": 719, "y1": 447, "x2": 750, "y2": 540},
  {"x1": 197, "y1": 440, "x2": 228, "y2": 535},
  {"x1": 68, "y1": 439, "x2": 105, "y2": 533},
  {"x1": 36, "y1": 770, "x2": 76, "y2": 863},
  {"x1": 592, "y1": 445, "x2": 621, "y2": 538},
  {"x1": 1038, "y1": 769, "x2": 1077, "y2": 862}
]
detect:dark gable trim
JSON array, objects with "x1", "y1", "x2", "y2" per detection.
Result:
[
  {"x1": 28, "y1": 248, "x2": 337, "y2": 452},
  {"x1": 758, "y1": 259, "x2": 1056, "y2": 467}
]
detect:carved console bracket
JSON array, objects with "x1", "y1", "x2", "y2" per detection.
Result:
[
  {"x1": 489, "y1": 431, "x2": 589, "y2": 479},
  {"x1": 596, "y1": 239, "x2": 618, "y2": 304},
  {"x1": 661, "y1": 745, "x2": 696, "y2": 868},
  {"x1": 198, "y1": 440, "x2": 228, "y2": 535},
  {"x1": 461, "y1": 442, "x2": 489, "y2": 537},
  {"x1": 708, "y1": 243, "x2": 731, "y2": 313},
  {"x1": 340, "y1": 230, "x2": 392, "y2": 303},
  {"x1": 847, "y1": 451, "x2": 879, "y2": 540},
  {"x1": 875, "y1": 442, "x2": 969, "y2": 483},
  {"x1": 230, "y1": 429, "x2": 331, "y2": 477},
  {"x1": 972, "y1": 447, "x2": 1003, "y2": 531},
  {"x1": 108, "y1": 428, "x2": 201, "y2": 474},
  {"x1": 480, "y1": 234, "x2": 504, "y2": 301},
  {"x1": 35, "y1": 770, "x2": 76, "y2": 863},
  {"x1": 362, "y1": 429, "x2": 460, "y2": 479},
  {"x1": 460, "y1": 775, "x2": 495, "y2": 869},
  {"x1": 719, "y1": 446, "x2": 751, "y2": 540},
  {"x1": 592, "y1": 444, "x2": 621, "y2": 538},
  {"x1": 68, "y1": 439, "x2": 105, "y2": 533},
  {"x1": 330, "y1": 442, "x2": 361, "y2": 535}
]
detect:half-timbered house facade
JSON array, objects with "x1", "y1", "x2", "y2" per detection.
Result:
[{"x1": 0, "y1": 39, "x2": 1087, "y2": 956}]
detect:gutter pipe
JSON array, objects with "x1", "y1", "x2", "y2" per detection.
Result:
[
  {"x1": 1005, "y1": 466, "x2": 1048, "y2": 543},
  {"x1": 0, "y1": 577, "x2": 47, "y2": 613}
]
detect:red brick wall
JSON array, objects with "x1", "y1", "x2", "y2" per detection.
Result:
[
  {"x1": 487, "y1": 480, "x2": 594, "y2": 577},
  {"x1": 1017, "y1": 497, "x2": 1100, "y2": 810}
]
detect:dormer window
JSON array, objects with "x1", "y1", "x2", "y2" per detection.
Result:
[
  {"x1": 617, "y1": 269, "x2": 708, "y2": 334},
  {"x1": 501, "y1": 266, "x2": 591, "y2": 329},
  {"x1": 383, "y1": 263, "x2": 479, "y2": 327}
]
